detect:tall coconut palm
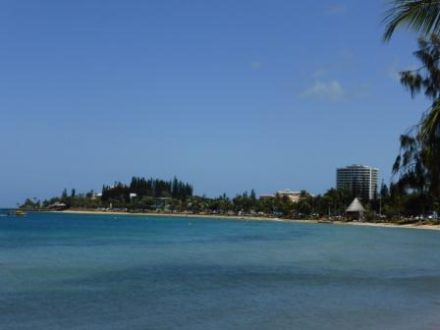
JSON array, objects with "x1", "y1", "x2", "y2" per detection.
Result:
[
  {"x1": 383, "y1": 2, "x2": 440, "y2": 208},
  {"x1": 392, "y1": 34, "x2": 440, "y2": 206},
  {"x1": 383, "y1": 0, "x2": 440, "y2": 41}
]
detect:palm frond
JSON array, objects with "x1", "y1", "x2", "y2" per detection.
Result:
[
  {"x1": 420, "y1": 101, "x2": 440, "y2": 143},
  {"x1": 383, "y1": 0, "x2": 440, "y2": 41}
]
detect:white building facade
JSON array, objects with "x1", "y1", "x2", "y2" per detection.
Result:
[{"x1": 336, "y1": 164, "x2": 379, "y2": 201}]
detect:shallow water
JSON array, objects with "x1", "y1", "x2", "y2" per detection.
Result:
[{"x1": 1, "y1": 212, "x2": 440, "y2": 329}]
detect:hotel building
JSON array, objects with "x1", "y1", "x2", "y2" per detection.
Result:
[{"x1": 336, "y1": 164, "x2": 379, "y2": 201}]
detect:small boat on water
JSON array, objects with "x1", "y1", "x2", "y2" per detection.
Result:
[
  {"x1": 7, "y1": 209, "x2": 27, "y2": 217},
  {"x1": 16, "y1": 210, "x2": 26, "y2": 216}
]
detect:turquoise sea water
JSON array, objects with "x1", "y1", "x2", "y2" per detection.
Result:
[{"x1": 1, "y1": 212, "x2": 440, "y2": 330}]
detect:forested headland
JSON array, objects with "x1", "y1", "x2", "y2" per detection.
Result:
[{"x1": 20, "y1": 175, "x2": 439, "y2": 223}]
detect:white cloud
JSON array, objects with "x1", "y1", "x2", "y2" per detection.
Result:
[{"x1": 301, "y1": 80, "x2": 346, "y2": 100}]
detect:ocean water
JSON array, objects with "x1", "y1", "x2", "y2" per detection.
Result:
[{"x1": 1, "y1": 212, "x2": 440, "y2": 330}]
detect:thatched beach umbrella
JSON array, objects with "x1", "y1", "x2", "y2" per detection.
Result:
[{"x1": 346, "y1": 198, "x2": 365, "y2": 221}]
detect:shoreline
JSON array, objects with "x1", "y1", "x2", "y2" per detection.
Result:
[{"x1": 49, "y1": 209, "x2": 440, "y2": 231}]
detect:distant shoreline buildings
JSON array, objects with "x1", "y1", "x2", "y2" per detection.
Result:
[
  {"x1": 336, "y1": 164, "x2": 379, "y2": 201},
  {"x1": 259, "y1": 164, "x2": 379, "y2": 204},
  {"x1": 259, "y1": 189, "x2": 308, "y2": 203}
]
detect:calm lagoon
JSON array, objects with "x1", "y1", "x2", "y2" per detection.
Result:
[{"x1": 1, "y1": 212, "x2": 440, "y2": 329}]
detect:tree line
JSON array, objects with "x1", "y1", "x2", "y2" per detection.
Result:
[
  {"x1": 21, "y1": 177, "x2": 439, "y2": 220},
  {"x1": 101, "y1": 177, "x2": 193, "y2": 202},
  {"x1": 383, "y1": 1, "x2": 440, "y2": 216}
]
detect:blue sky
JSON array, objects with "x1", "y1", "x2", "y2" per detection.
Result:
[{"x1": 0, "y1": 0, "x2": 430, "y2": 206}]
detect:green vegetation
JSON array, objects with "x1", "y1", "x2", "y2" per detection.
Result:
[
  {"x1": 390, "y1": 35, "x2": 440, "y2": 212},
  {"x1": 21, "y1": 176, "x2": 439, "y2": 222},
  {"x1": 383, "y1": 0, "x2": 440, "y2": 218},
  {"x1": 101, "y1": 177, "x2": 193, "y2": 203}
]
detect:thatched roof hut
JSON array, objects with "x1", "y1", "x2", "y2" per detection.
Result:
[{"x1": 346, "y1": 198, "x2": 365, "y2": 220}]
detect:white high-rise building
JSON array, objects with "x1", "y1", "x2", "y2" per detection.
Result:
[{"x1": 336, "y1": 164, "x2": 379, "y2": 201}]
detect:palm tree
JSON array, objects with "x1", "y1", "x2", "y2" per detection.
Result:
[
  {"x1": 383, "y1": 2, "x2": 440, "y2": 211},
  {"x1": 392, "y1": 34, "x2": 440, "y2": 208},
  {"x1": 383, "y1": 0, "x2": 440, "y2": 41}
]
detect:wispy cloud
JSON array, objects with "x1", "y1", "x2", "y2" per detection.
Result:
[
  {"x1": 301, "y1": 50, "x2": 371, "y2": 101},
  {"x1": 301, "y1": 80, "x2": 346, "y2": 100},
  {"x1": 324, "y1": 4, "x2": 347, "y2": 15}
]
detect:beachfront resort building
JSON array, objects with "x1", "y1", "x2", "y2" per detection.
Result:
[
  {"x1": 276, "y1": 189, "x2": 302, "y2": 203},
  {"x1": 336, "y1": 164, "x2": 378, "y2": 201},
  {"x1": 259, "y1": 189, "x2": 304, "y2": 203}
]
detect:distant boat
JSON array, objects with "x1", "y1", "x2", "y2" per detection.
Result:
[{"x1": 8, "y1": 209, "x2": 26, "y2": 217}]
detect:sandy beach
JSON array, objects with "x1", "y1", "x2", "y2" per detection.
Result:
[{"x1": 55, "y1": 209, "x2": 440, "y2": 231}]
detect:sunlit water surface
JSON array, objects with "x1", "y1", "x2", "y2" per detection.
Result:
[{"x1": 1, "y1": 212, "x2": 440, "y2": 329}]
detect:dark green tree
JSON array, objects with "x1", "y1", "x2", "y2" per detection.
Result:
[
  {"x1": 61, "y1": 188, "x2": 68, "y2": 201},
  {"x1": 392, "y1": 35, "x2": 440, "y2": 211}
]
